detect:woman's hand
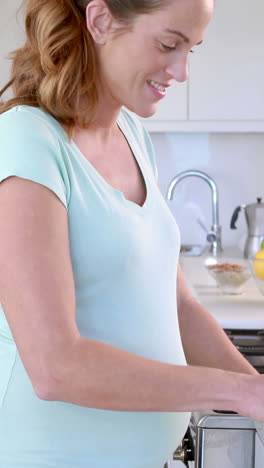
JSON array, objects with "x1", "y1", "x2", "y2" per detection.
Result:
[{"x1": 235, "y1": 373, "x2": 264, "y2": 423}]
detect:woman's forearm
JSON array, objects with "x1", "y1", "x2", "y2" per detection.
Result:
[
  {"x1": 178, "y1": 296, "x2": 258, "y2": 375},
  {"x1": 35, "y1": 336, "x2": 264, "y2": 421},
  {"x1": 177, "y1": 266, "x2": 258, "y2": 376}
]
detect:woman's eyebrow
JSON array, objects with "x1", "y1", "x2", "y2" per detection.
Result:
[{"x1": 164, "y1": 28, "x2": 203, "y2": 45}]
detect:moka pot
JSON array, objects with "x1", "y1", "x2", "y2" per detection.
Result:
[{"x1": 230, "y1": 197, "x2": 264, "y2": 258}]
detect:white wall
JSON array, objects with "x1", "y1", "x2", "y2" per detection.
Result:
[
  {"x1": 0, "y1": 1, "x2": 25, "y2": 97},
  {"x1": 151, "y1": 132, "x2": 264, "y2": 251}
]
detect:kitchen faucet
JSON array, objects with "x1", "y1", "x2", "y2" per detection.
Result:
[{"x1": 167, "y1": 170, "x2": 223, "y2": 256}]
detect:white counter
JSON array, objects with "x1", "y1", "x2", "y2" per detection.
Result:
[{"x1": 180, "y1": 248, "x2": 264, "y2": 330}]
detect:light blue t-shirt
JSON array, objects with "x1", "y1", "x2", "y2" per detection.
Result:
[{"x1": 0, "y1": 105, "x2": 190, "y2": 468}]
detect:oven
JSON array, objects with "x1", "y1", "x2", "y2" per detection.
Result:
[
  {"x1": 165, "y1": 328, "x2": 264, "y2": 468},
  {"x1": 224, "y1": 329, "x2": 264, "y2": 374}
]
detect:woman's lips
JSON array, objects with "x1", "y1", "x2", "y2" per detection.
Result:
[{"x1": 147, "y1": 80, "x2": 168, "y2": 99}]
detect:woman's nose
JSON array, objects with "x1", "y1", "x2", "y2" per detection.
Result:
[{"x1": 165, "y1": 56, "x2": 189, "y2": 83}]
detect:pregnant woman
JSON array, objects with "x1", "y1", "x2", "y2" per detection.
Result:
[{"x1": 0, "y1": 0, "x2": 263, "y2": 467}]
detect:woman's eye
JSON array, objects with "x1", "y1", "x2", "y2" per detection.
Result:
[
  {"x1": 160, "y1": 43, "x2": 195, "y2": 53},
  {"x1": 161, "y1": 43, "x2": 177, "y2": 51}
]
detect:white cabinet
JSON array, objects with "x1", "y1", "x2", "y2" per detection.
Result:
[
  {"x1": 143, "y1": 0, "x2": 264, "y2": 133},
  {"x1": 189, "y1": 0, "x2": 264, "y2": 123}
]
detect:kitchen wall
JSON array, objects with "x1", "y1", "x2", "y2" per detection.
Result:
[
  {"x1": 151, "y1": 132, "x2": 264, "y2": 251},
  {"x1": 0, "y1": 1, "x2": 25, "y2": 99}
]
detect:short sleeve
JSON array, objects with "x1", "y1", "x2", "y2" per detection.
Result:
[{"x1": 0, "y1": 107, "x2": 70, "y2": 208}]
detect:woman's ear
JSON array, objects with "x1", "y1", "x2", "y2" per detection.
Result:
[{"x1": 86, "y1": 0, "x2": 114, "y2": 45}]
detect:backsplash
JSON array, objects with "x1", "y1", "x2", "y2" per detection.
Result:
[{"x1": 151, "y1": 132, "x2": 264, "y2": 249}]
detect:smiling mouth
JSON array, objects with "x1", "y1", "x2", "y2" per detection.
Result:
[{"x1": 147, "y1": 80, "x2": 166, "y2": 92}]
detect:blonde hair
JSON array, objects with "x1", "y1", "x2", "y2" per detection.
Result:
[{"x1": 0, "y1": 0, "x2": 168, "y2": 135}]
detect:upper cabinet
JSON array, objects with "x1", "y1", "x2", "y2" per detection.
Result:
[{"x1": 143, "y1": 0, "x2": 264, "y2": 132}]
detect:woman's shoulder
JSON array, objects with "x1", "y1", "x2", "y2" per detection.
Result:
[
  {"x1": 0, "y1": 105, "x2": 70, "y2": 207},
  {"x1": 0, "y1": 105, "x2": 65, "y2": 143}
]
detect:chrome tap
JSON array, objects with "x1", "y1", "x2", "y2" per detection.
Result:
[{"x1": 167, "y1": 170, "x2": 223, "y2": 256}]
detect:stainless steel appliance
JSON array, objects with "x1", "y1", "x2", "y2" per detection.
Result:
[
  {"x1": 230, "y1": 198, "x2": 264, "y2": 258},
  {"x1": 191, "y1": 411, "x2": 257, "y2": 468},
  {"x1": 166, "y1": 328, "x2": 264, "y2": 468}
]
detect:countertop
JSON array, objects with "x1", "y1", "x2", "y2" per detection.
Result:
[{"x1": 180, "y1": 247, "x2": 264, "y2": 330}]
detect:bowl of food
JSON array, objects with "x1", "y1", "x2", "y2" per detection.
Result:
[{"x1": 205, "y1": 260, "x2": 251, "y2": 295}]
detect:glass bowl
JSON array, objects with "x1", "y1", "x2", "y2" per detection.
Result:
[
  {"x1": 205, "y1": 260, "x2": 251, "y2": 295},
  {"x1": 249, "y1": 257, "x2": 264, "y2": 295}
]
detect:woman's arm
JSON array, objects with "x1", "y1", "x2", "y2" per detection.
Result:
[
  {"x1": 0, "y1": 176, "x2": 263, "y2": 422},
  {"x1": 177, "y1": 265, "x2": 258, "y2": 375}
]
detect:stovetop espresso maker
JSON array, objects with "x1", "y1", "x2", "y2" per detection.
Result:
[{"x1": 230, "y1": 197, "x2": 264, "y2": 258}]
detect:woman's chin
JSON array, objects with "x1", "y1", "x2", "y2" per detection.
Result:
[{"x1": 127, "y1": 104, "x2": 158, "y2": 119}]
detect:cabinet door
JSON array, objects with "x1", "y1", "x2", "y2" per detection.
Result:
[
  {"x1": 141, "y1": 81, "x2": 187, "y2": 131},
  {"x1": 189, "y1": 0, "x2": 264, "y2": 121}
]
